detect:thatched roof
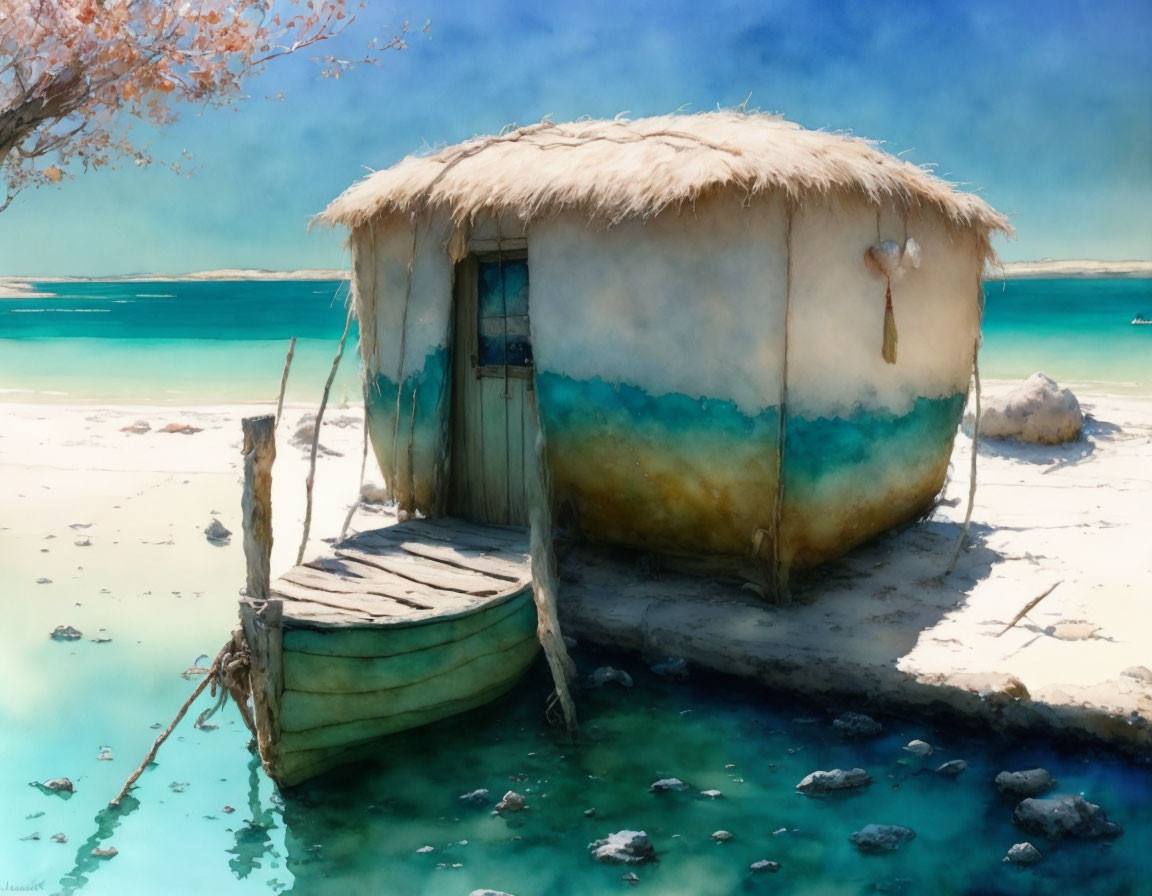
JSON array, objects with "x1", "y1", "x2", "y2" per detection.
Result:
[{"x1": 319, "y1": 112, "x2": 1011, "y2": 247}]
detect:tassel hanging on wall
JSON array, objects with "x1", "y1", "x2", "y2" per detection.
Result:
[{"x1": 882, "y1": 277, "x2": 898, "y2": 364}]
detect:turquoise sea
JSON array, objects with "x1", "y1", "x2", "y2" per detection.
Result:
[
  {"x1": 0, "y1": 277, "x2": 1149, "y2": 402},
  {"x1": 1, "y1": 278, "x2": 1150, "y2": 896}
]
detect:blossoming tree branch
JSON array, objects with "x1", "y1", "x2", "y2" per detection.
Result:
[{"x1": 0, "y1": 0, "x2": 407, "y2": 212}]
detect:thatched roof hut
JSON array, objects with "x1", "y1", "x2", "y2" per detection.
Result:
[{"x1": 321, "y1": 111, "x2": 1010, "y2": 593}]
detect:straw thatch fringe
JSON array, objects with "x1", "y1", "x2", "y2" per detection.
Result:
[{"x1": 319, "y1": 111, "x2": 1012, "y2": 267}]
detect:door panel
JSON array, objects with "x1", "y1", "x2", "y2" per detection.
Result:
[{"x1": 449, "y1": 254, "x2": 532, "y2": 525}]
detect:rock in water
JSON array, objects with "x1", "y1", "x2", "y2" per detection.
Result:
[
  {"x1": 649, "y1": 777, "x2": 690, "y2": 793},
  {"x1": 833, "y1": 712, "x2": 882, "y2": 737},
  {"x1": 49, "y1": 625, "x2": 82, "y2": 641},
  {"x1": 796, "y1": 768, "x2": 872, "y2": 795},
  {"x1": 589, "y1": 830, "x2": 657, "y2": 865},
  {"x1": 34, "y1": 778, "x2": 74, "y2": 794},
  {"x1": 935, "y1": 760, "x2": 968, "y2": 777},
  {"x1": 995, "y1": 769, "x2": 1055, "y2": 798},
  {"x1": 710, "y1": 830, "x2": 733, "y2": 842},
  {"x1": 750, "y1": 860, "x2": 781, "y2": 873},
  {"x1": 649, "y1": 657, "x2": 689, "y2": 680},
  {"x1": 903, "y1": 739, "x2": 934, "y2": 757},
  {"x1": 494, "y1": 791, "x2": 526, "y2": 812},
  {"x1": 977, "y1": 372, "x2": 1083, "y2": 444},
  {"x1": 849, "y1": 825, "x2": 916, "y2": 854},
  {"x1": 1012, "y1": 795, "x2": 1123, "y2": 840},
  {"x1": 589, "y1": 666, "x2": 633, "y2": 688},
  {"x1": 91, "y1": 847, "x2": 118, "y2": 858},
  {"x1": 699, "y1": 789, "x2": 723, "y2": 800},
  {"x1": 1004, "y1": 842, "x2": 1043, "y2": 865},
  {"x1": 470, "y1": 891, "x2": 516, "y2": 896},
  {"x1": 203, "y1": 518, "x2": 232, "y2": 545},
  {"x1": 459, "y1": 788, "x2": 491, "y2": 807}
]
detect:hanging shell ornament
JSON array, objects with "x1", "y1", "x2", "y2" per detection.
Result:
[
  {"x1": 864, "y1": 240, "x2": 904, "y2": 365},
  {"x1": 902, "y1": 237, "x2": 922, "y2": 269}
]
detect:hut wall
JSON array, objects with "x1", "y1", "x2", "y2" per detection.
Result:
[
  {"x1": 352, "y1": 214, "x2": 455, "y2": 515},
  {"x1": 526, "y1": 194, "x2": 790, "y2": 557},
  {"x1": 778, "y1": 195, "x2": 981, "y2": 571}
]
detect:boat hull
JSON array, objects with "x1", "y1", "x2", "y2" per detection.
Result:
[{"x1": 242, "y1": 585, "x2": 539, "y2": 788}]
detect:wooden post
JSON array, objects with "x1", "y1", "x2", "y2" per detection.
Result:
[
  {"x1": 242, "y1": 415, "x2": 276, "y2": 600},
  {"x1": 240, "y1": 597, "x2": 283, "y2": 781}
]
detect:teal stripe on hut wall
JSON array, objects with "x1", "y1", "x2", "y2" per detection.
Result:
[
  {"x1": 778, "y1": 392, "x2": 966, "y2": 570},
  {"x1": 535, "y1": 371, "x2": 780, "y2": 557},
  {"x1": 364, "y1": 345, "x2": 451, "y2": 515}
]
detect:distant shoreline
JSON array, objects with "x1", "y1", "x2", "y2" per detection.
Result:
[
  {"x1": 987, "y1": 259, "x2": 1152, "y2": 280},
  {"x1": 0, "y1": 268, "x2": 348, "y2": 298}
]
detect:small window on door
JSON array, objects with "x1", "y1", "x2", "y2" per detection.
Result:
[{"x1": 476, "y1": 256, "x2": 532, "y2": 370}]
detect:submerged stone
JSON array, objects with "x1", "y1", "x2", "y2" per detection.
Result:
[
  {"x1": 1013, "y1": 795, "x2": 1123, "y2": 840},
  {"x1": 995, "y1": 769, "x2": 1055, "y2": 798},
  {"x1": 833, "y1": 712, "x2": 882, "y2": 737},
  {"x1": 470, "y1": 891, "x2": 516, "y2": 896},
  {"x1": 699, "y1": 789, "x2": 723, "y2": 799},
  {"x1": 91, "y1": 847, "x2": 118, "y2": 858},
  {"x1": 649, "y1": 657, "x2": 689, "y2": 680},
  {"x1": 589, "y1": 830, "x2": 657, "y2": 865},
  {"x1": 1004, "y1": 842, "x2": 1043, "y2": 865},
  {"x1": 34, "y1": 778, "x2": 74, "y2": 794},
  {"x1": 903, "y1": 739, "x2": 934, "y2": 757},
  {"x1": 796, "y1": 768, "x2": 871, "y2": 795},
  {"x1": 649, "y1": 777, "x2": 689, "y2": 793},
  {"x1": 935, "y1": 760, "x2": 968, "y2": 777},
  {"x1": 495, "y1": 791, "x2": 526, "y2": 812},
  {"x1": 750, "y1": 860, "x2": 781, "y2": 873},
  {"x1": 710, "y1": 830, "x2": 733, "y2": 842},
  {"x1": 849, "y1": 824, "x2": 916, "y2": 854},
  {"x1": 459, "y1": 788, "x2": 491, "y2": 807},
  {"x1": 49, "y1": 625, "x2": 82, "y2": 641},
  {"x1": 589, "y1": 666, "x2": 633, "y2": 688}
]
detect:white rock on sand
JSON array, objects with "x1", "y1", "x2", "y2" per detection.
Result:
[{"x1": 976, "y1": 373, "x2": 1083, "y2": 444}]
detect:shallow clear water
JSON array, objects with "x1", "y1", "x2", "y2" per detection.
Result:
[
  {"x1": 0, "y1": 277, "x2": 1149, "y2": 402},
  {"x1": 980, "y1": 278, "x2": 1152, "y2": 393},
  {"x1": 0, "y1": 280, "x2": 361, "y2": 403}
]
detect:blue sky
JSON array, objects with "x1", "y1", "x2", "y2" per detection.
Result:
[{"x1": 2, "y1": 0, "x2": 1149, "y2": 276}]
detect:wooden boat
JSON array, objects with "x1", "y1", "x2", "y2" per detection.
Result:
[{"x1": 240, "y1": 517, "x2": 539, "y2": 788}]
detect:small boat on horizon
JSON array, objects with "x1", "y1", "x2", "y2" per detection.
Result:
[{"x1": 1133, "y1": 314, "x2": 1152, "y2": 326}]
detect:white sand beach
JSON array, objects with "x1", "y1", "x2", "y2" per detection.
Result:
[{"x1": 1, "y1": 387, "x2": 1149, "y2": 755}]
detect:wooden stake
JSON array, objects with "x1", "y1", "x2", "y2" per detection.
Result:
[
  {"x1": 946, "y1": 337, "x2": 981, "y2": 576},
  {"x1": 526, "y1": 396, "x2": 578, "y2": 733},
  {"x1": 997, "y1": 581, "x2": 1062, "y2": 637},
  {"x1": 297, "y1": 306, "x2": 354, "y2": 565},
  {"x1": 274, "y1": 337, "x2": 296, "y2": 429},
  {"x1": 242, "y1": 415, "x2": 276, "y2": 601}
]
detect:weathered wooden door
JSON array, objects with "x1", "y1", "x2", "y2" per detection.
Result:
[{"x1": 448, "y1": 253, "x2": 533, "y2": 525}]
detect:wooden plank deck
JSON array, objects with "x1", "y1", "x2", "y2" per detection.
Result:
[{"x1": 267, "y1": 517, "x2": 532, "y2": 629}]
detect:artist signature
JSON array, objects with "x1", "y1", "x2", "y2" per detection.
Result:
[{"x1": 1, "y1": 884, "x2": 44, "y2": 892}]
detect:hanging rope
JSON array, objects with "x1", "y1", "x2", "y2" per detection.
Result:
[{"x1": 769, "y1": 206, "x2": 794, "y2": 602}]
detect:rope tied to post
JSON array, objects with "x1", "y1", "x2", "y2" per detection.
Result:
[{"x1": 109, "y1": 630, "x2": 255, "y2": 808}]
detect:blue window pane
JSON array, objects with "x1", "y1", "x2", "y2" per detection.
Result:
[{"x1": 475, "y1": 258, "x2": 532, "y2": 368}]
